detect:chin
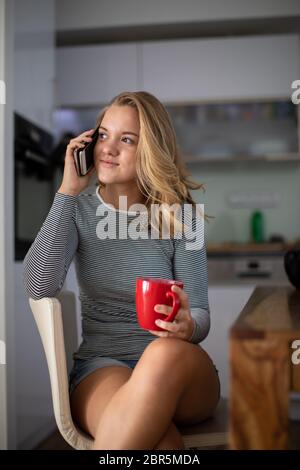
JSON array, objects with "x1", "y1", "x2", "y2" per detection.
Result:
[{"x1": 97, "y1": 171, "x2": 113, "y2": 184}]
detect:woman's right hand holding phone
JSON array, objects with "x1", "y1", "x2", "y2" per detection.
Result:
[{"x1": 58, "y1": 129, "x2": 96, "y2": 196}]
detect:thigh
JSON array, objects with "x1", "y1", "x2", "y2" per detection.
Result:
[
  {"x1": 70, "y1": 366, "x2": 133, "y2": 438},
  {"x1": 173, "y1": 344, "x2": 220, "y2": 426},
  {"x1": 135, "y1": 338, "x2": 220, "y2": 426}
]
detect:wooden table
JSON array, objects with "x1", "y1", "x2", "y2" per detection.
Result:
[{"x1": 229, "y1": 286, "x2": 300, "y2": 449}]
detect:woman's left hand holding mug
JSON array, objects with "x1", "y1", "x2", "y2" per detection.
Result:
[{"x1": 149, "y1": 285, "x2": 195, "y2": 341}]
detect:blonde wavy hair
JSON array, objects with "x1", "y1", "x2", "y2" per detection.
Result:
[{"x1": 95, "y1": 90, "x2": 205, "y2": 237}]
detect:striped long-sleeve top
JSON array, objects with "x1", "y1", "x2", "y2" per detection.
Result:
[{"x1": 23, "y1": 185, "x2": 210, "y2": 362}]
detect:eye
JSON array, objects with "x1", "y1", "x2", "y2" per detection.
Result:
[
  {"x1": 98, "y1": 132, "x2": 107, "y2": 140},
  {"x1": 122, "y1": 136, "x2": 134, "y2": 144}
]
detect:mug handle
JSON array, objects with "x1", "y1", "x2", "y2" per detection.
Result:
[{"x1": 165, "y1": 291, "x2": 180, "y2": 322}]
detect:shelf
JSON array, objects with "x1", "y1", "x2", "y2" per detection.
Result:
[
  {"x1": 166, "y1": 99, "x2": 299, "y2": 164},
  {"x1": 207, "y1": 242, "x2": 300, "y2": 257},
  {"x1": 184, "y1": 153, "x2": 300, "y2": 164}
]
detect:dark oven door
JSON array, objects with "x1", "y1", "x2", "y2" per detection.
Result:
[{"x1": 14, "y1": 113, "x2": 54, "y2": 260}]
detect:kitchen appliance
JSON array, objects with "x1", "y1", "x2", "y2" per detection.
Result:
[{"x1": 14, "y1": 112, "x2": 54, "y2": 260}]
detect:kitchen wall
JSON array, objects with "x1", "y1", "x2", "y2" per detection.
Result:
[{"x1": 190, "y1": 162, "x2": 300, "y2": 243}]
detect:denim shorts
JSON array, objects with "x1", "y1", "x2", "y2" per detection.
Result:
[
  {"x1": 69, "y1": 356, "x2": 221, "y2": 400},
  {"x1": 69, "y1": 357, "x2": 139, "y2": 396}
]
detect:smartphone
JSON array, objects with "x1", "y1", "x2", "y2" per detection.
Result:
[{"x1": 74, "y1": 126, "x2": 99, "y2": 176}]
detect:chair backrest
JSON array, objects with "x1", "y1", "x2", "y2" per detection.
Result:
[
  {"x1": 56, "y1": 291, "x2": 79, "y2": 375},
  {"x1": 29, "y1": 293, "x2": 93, "y2": 450}
]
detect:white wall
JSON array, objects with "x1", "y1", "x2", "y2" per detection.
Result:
[
  {"x1": 0, "y1": 0, "x2": 16, "y2": 450},
  {"x1": 56, "y1": 0, "x2": 300, "y2": 31}
]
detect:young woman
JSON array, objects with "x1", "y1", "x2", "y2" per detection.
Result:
[{"x1": 23, "y1": 91, "x2": 220, "y2": 450}]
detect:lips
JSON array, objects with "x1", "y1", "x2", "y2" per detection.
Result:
[{"x1": 100, "y1": 160, "x2": 119, "y2": 167}]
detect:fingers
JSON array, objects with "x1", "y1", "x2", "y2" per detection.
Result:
[
  {"x1": 171, "y1": 284, "x2": 190, "y2": 309},
  {"x1": 155, "y1": 318, "x2": 180, "y2": 333},
  {"x1": 154, "y1": 304, "x2": 172, "y2": 315},
  {"x1": 65, "y1": 133, "x2": 94, "y2": 160},
  {"x1": 66, "y1": 129, "x2": 95, "y2": 148},
  {"x1": 68, "y1": 136, "x2": 93, "y2": 149},
  {"x1": 153, "y1": 285, "x2": 189, "y2": 319},
  {"x1": 148, "y1": 329, "x2": 175, "y2": 338},
  {"x1": 77, "y1": 128, "x2": 95, "y2": 139}
]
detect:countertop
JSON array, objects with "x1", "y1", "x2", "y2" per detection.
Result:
[
  {"x1": 207, "y1": 242, "x2": 300, "y2": 257},
  {"x1": 231, "y1": 285, "x2": 300, "y2": 335}
]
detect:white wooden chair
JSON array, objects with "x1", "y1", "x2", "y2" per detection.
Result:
[{"x1": 29, "y1": 291, "x2": 228, "y2": 450}]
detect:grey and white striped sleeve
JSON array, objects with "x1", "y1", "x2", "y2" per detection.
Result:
[
  {"x1": 23, "y1": 192, "x2": 79, "y2": 300},
  {"x1": 173, "y1": 213, "x2": 210, "y2": 344}
]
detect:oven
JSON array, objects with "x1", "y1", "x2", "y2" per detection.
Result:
[{"x1": 14, "y1": 112, "x2": 55, "y2": 260}]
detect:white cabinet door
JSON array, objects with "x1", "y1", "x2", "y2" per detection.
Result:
[
  {"x1": 56, "y1": 43, "x2": 139, "y2": 106},
  {"x1": 141, "y1": 35, "x2": 300, "y2": 102},
  {"x1": 14, "y1": 0, "x2": 55, "y2": 131},
  {"x1": 201, "y1": 286, "x2": 254, "y2": 399}
]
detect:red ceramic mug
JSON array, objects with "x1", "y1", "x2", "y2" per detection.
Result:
[{"x1": 135, "y1": 277, "x2": 184, "y2": 331}]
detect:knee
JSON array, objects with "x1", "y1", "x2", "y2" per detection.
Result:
[
  {"x1": 139, "y1": 338, "x2": 197, "y2": 386},
  {"x1": 146, "y1": 337, "x2": 197, "y2": 363}
]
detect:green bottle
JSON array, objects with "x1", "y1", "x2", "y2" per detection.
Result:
[{"x1": 251, "y1": 210, "x2": 264, "y2": 243}]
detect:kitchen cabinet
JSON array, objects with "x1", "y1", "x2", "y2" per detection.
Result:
[
  {"x1": 14, "y1": 0, "x2": 55, "y2": 132},
  {"x1": 55, "y1": 43, "x2": 139, "y2": 106},
  {"x1": 202, "y1": 286, "x2": 254, "y2": 398},
  {"x1": 55, "y1": 33, "x2": 300, "y2": 122},
  {"x1": 141, "y1": 34, "x2": 300, "y2": 103},
  {"x1": 166, "y1": 99, "x2": 299, "y2": 162},
  {"x1": 55, "y1": 35, "x2": 299, "y2": 107}
]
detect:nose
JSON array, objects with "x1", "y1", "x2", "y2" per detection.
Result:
[{"x1": 100, "y1": 138, "x2": 119, "y2": 157}]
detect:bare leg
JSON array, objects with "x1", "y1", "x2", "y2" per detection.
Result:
[
  {"x1": 93, "y1": 365, "x2": 186, "y2": 449},
  {"x1": 153, "y1": 422, "x2": 185, "y2": 450},
  {"x1": 93, "y1": 338, "x2": 218, "y2": 449},
  {"x1": 70, "y1": 363, "x2": 185, "y2": 450}
]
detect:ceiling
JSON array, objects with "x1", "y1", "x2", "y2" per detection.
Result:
[{"x1": 56, "y1": 16, "x2": 300, "y2": 47}]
